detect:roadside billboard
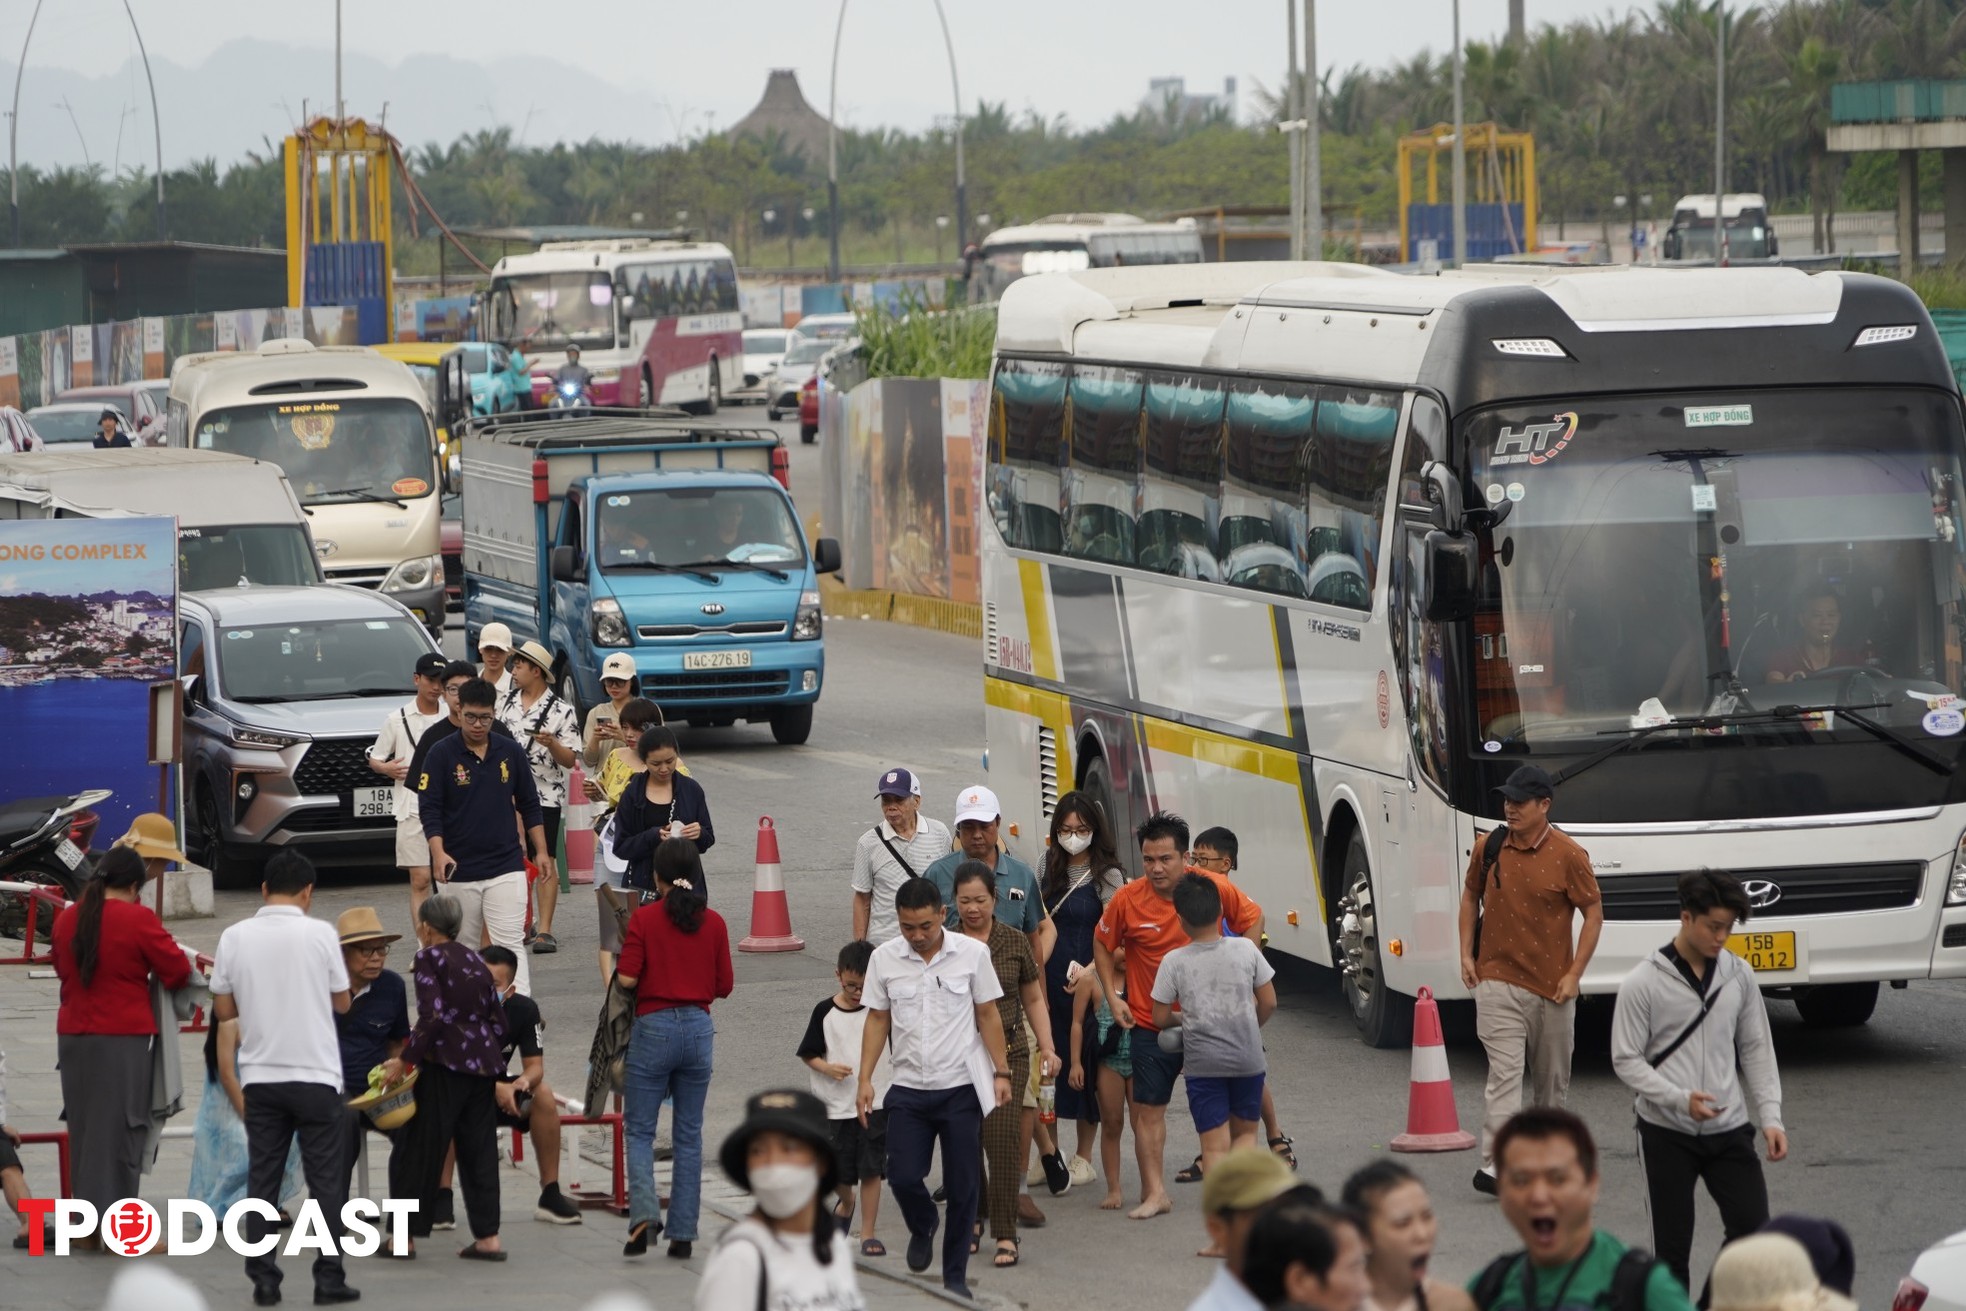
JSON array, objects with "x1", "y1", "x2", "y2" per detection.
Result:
[{"x1": 0, "y1": 516, "x2": 178, "y2": 842}]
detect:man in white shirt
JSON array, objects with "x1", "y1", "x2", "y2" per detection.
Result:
[
  {"x1": 851, "y1": 768, "x2": 951, "y2": 945},
  {"x1": 858, "y1": 877, "x2": 1011, "y2": 1301},
  {"x1": 209, "y1": 851, "x2": 355, "y2": 1307},
  {"x1": 367, "y1": 652, "x2": 449, "y2": 924}
]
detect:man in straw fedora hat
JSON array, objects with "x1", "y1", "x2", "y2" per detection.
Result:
[{"x1": 333, "y1": 909, "x2": 411, "y2": 1202}]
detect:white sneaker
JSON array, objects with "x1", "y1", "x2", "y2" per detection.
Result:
[
  {"x1": 1067, "y1": 1156, "x2": 1097, "y2": 1187},
  {"x1": 1025, "y1": 1160, "x2": 1046, "y2": 1187}
]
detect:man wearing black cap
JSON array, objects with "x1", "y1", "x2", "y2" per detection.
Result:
[
  {"x1": 367, "y1": 653, "x2": 451, "y2": 924},
  {"x1": 1458, "y1": 765, "x2": 1602, "y2": 1197}
]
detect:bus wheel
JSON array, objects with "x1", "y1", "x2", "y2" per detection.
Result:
[
  {"x1": 1795, "y1": 981, "x2": 1878, "y2": 1028},
  {"x1": 1333, "y1": 829, "x2": 1413, "y2": 1049},
  {"x1": 686, "y1": 361, "x2": 721, "y2": 416},
  {"x1": 1082, "y1": 755, "x2": 1119, "y2": 848},
  {"x1": 639, "y1": 367, "x2": 656, "y2": 409}
]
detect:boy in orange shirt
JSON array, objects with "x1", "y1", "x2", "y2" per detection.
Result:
[{"x1": 1093, "y1": 811, "x2": 1261, "y2": 1220}]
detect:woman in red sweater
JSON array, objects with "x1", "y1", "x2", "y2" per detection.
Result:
[
  {"x1": 51, "y1": 846, "x2": 193, "y2": 1227},
  {"x1": 617, "y1": 837, "x2": 732, "y2": 1261}
]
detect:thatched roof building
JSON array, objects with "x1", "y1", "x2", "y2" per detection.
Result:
[{"x1": 728, "y1": 69, "x2": 834, "y2": 167}]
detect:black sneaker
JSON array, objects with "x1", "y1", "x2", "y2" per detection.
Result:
[
  {"x1": 1041, "y1": 1150, "x2": 1071, "y2": 1196},
  {"x1": 431, "y1": 1188, "x2": 456, "y2": 1230},
  {"x1": 1472, "y1": 1169, "x2": 1498, "y2": 1197},
  {"x1": 535, "y1": 1185, "x2": 581, "y2": 1225}
]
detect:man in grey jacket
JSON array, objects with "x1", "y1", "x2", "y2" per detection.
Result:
[{"x1": 1611, "y1": 868, "x2": 1789, "y2": 1295}]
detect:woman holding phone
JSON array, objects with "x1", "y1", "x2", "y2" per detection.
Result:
[
  {"x1": 612, "y1": 726, "x2": 715, "y2": 899},
  {"x1": 581, "y1": 653, "x2": 642, "y2": 770}
]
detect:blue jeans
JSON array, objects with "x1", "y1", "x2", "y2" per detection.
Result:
[{"x1": 624, "y1": 1006, "x2": 713, "y2": 1240}]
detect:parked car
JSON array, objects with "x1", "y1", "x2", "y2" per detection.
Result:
[
  {"x1": 789, "y1": 312, "x2": 857, "y2": 343},
  {"x1": 1901, "y1": 1229, "x2": 1966, "y2": 1311},
  {"x1": 766, "y1": 336, "x2": 834, "y2": 420},
  {"x1": 734, "y1": 328, "x2": 790, "y2": 403},
  {"x1": 24, "y1": 402, "x2": 128, "y2": 447},
  {"x1": 179, "y1": 584, "x2": 440, "y2": 886},
  {"x1": 0, "y1": 406, "x2": 42, "y2": 453},
  {"x1": 58, "y1": 383, "x2": 165, "y2": 444}
]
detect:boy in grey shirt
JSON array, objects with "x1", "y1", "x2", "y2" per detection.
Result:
[{"x1": 1152, "y1": 872, "x2": 1277, "y2": 1249}]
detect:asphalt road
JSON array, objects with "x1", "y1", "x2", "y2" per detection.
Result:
[{"x1": 18, "y1": 410, "x2": 1958, "y2": 1310}]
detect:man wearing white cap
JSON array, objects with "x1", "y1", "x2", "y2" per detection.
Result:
[
  {"x1": 923, "y1": 786, "x2": 1052, "y2": 965},
  {"x1": 476, "y1": 622, "x2": 515, "y2": 699},
  {"x1": 852, "y1": 768, "x2": 951, "y2": 946}
]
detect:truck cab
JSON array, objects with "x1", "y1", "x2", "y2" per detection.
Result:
[
  {"x1": 460, "y1": 413, "x2": 838, "y2": 744},
  {"x1": 1663, "y1": 192, "x2": 1777, "y2": 261}
]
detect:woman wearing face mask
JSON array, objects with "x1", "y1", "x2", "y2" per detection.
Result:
[
  {"x1": 1341, "y1": 1161, "x2": 1475, "y2": 1311},
  {"x1": 697, "y1": 1088, "x2": 865, "y2": 1310},
  {"x1": 1036, "y1": 792, "x2": 1127, "y2": 1190}
]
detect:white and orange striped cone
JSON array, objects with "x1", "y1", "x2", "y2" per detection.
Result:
[
  {"x1": 738, "y1": 816, "x2": 804, "y2": 953},
  {"x1": 564, "y1": 763, "x2": 594, "y2": 886},
  {"x1": 1390, "y1": 986, "x2": 1476, "y2": 1152}
]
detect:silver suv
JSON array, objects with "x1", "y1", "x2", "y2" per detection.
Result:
[{"x1": 180, "y1": 585, "x2": 440, "y2": 887}]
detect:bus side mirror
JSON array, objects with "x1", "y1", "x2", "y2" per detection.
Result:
[
  {"x1": 812, "y1": 537, "x2": 842, "y2": 575},
  {"x1": 550, "y1": 545, "x2": 580, "y2": 584},
  {"x1": 1422, "y1": 530, "x2": 1478, "y2": 622}
]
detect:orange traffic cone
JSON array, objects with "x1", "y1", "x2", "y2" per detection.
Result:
[
  {"x1": 1390, "y1": 987, "x2": 1476, "y2": 1152},
  {"x1": 565, "y1": 763, "x2": 594, "y2": 886},
  {"x1": 738, "y1": 816, "x2": 804, "y2": 953}
]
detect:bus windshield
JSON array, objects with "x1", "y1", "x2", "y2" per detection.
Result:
[
  {"x1": 192, "y1": 399, "x2": 434, "y2": 505},
  {"x1": 489, "y1": 272, "x2": 617, "y2": 352},
  {"x1": 1670, "y1": 219, "x2": 1774, "y2": 260},
  {"x1": 1465, "y1": 389, "x2": 1966, "y2": 756},
  {"x1": 595, "y1": 486, "x2": 806, "y2": 571}
]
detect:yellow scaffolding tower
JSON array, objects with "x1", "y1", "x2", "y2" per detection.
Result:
[
  {"x1": 1396, "y1": 122, "x2": 1538, "y2": 262},
  {"x1": 284, "y1": 116, "x2": 397, "y2": 341}
]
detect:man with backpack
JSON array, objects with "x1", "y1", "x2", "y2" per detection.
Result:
[
  {"x1": 1459, "y1": 765, "x2": 1603, "y2": 1196},
  {"x1": 1611, "y1": 869, "x2": 1787, "y2": 1295},
  {"x1": 1469, "y1": 1108, "x2": 1693, "y2": 1311}
]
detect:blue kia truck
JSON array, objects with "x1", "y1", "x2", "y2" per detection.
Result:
[{"x1": 459, "y1": 411, "x2": 840, "y2": 744}]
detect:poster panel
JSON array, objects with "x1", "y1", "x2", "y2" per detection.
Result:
[{"x1": 0, "y1": 516, "x2": 178, "y2": 843}]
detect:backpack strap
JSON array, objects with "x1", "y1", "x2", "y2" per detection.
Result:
[
  {"x1": 1472, "y1": 826, "x2": 1510, "y2": 961},
  {"x1": 719, "y1": 1230, "x2": 772, "y2": 1311},
  {"x1": 1471, "y1": 1251, "x2": 1524, "y2": 1311},
  {"x1": 1609, "y1": 1246, "x2": 1661, "y2": 1311}
]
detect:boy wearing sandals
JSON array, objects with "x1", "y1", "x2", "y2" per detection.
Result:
[{"x1": 796, "y1": 940, "x2": 893, "y2": 1257}]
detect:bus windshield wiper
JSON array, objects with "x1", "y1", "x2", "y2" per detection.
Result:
[
  {"x1": 308, "y1": 486, "x2": 407, "y2": 509},
  {"x1": 610, "y1": 560, "x2": 720, "y2": 584},
  {"x1": 690, "y1": 558, "x2": 792, "y2": 582},
  {"x1": 1554, "y1": 701, "x2": 1952, "y2": 785}
]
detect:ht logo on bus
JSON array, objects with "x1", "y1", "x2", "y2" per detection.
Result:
[{"x1": 1491, "y1": 413, "x2": 1579, "y2": 467}]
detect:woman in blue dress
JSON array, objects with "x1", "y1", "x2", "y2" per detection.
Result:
[{"x1": 1036, "y1": 791, "x2": 1126, "y2": 1190}]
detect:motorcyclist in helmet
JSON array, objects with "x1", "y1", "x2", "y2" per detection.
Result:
[{"x1": 554, "y1": 345, "x2": 593, "y2": 393}]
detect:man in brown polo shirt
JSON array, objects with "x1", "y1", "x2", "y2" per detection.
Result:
[{"x1": 1458, "y1": 764, "x2": 1603, "y2": 1197}]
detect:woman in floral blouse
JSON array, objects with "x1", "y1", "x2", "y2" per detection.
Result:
[{"x1": 381, "y1": 895, "x2": 509, "y2": 1260}]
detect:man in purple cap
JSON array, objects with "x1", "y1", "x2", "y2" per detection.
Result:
[
  {"x1": 852, "y1": 768, "x2": 951, "y2": 946},
  {"x1": 1458, "y1": 765, "x2": 1603, "y2": 1197}
]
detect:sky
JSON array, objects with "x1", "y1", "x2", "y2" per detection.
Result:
[
  {"x1": 3, "y1": 0, "x2": 1635, "y2": 170},
  {"x1": 0, "y1": 516, "x2": 176, "y2": 599}
]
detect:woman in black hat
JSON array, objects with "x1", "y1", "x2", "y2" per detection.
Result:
[{"x1": 695, "y1": 1088, "x2": 866, "y2": 1311}]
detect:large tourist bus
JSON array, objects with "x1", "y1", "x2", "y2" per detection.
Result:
[
  {"x1": 981, "y1": 258, "x2": 1966, "y2": 1045},
  {"x1": 974, "y1": 214, "x2": 1205, "y2": 302},
  {"x1": 485, "y1": 239, "x2": 742, "y2": 413}
]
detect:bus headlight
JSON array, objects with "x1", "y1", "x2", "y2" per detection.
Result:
[
  {"x1": 1949, "y1": 829, "x2": 1966, "y2": 905},
  {"x1": 592, "y1": 598, "x2": 630, "y2": 647},
  {"x1": 381, "y1": 554, "x2": 440, "y2": 593},
  {"x1": 792, "y1": 590, "x2": 822, "y2": 640}
]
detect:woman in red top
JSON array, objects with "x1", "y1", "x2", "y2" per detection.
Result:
[
  {"x1": 51, "y1": 846, "x2": 193, "y2": 1225},
  {"x1": 617, "y1": 837, "x2": 732, "y2": 1261}
]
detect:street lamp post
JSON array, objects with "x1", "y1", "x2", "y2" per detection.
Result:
[
  {"x1": 1714, "y1": 0, "x2": 1728, "y2": 266},
  {"x1": 935, "y1": 214, "x2": 950, "y2": 266},
  {"x1": 1286, "y1": 0, "x2": 1301, "y2": 259},
  {"x1": 9, "y1": 0, "x2": 47, "y2": 246},
  {"x1": 1451, "y1": 0, "x2": 1466, "y2": 267},
  {"x1": 119, "y1": 0, "x2": 165, "y2": 238},
  {"x1": 1304, "y1": 0, "x2": 1320, "y2": 261}
]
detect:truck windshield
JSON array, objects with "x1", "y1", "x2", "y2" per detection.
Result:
[
  {"x1": 1465, "y1": 388, "x2": 1966, "y2": 756},
  {"x1": 489, "y1": 273, "x2": 617, "y2": 353},
  {"x1": 1671, "y1": 219, "x2": 1773, "y2": 259},
  {"x1": 178, "y1": 525, "x2": 319, "y2": 590},
  {"x1": 596, "y1": 486, "x2": 806, "y2": 571},
  {"x1": 192, "y1": 399, "x2": 433, "y2": 506},
  {"x1": 217, "y1": 617, "x2": 428, "y2": 702}
]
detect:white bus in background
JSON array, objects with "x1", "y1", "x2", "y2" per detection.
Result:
[
  {"x1": 982, "y1": 259, "x2": 1966, "y2": 1047},
  {"x1": 974, "y1": 214, "x2": 1205, "y2": 302},
  {"x1": 485, "y1": 239, "x2": 742, "y2": 412}
]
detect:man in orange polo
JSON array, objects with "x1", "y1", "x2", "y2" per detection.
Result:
[
  {"x1": 1458, "y1": 765, "x2": 1603, "y2": 1197},
  {"x1": 1094, "y1": 811, "x2": 1261, "y2": 1220}
]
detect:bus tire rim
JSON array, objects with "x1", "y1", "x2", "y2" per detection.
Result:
[{"x1": 1338, "y1": 864, "x2": 1379, "y2": 1016}]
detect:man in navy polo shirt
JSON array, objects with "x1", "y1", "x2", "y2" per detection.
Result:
[{"x1": 417, "y1": 677, "x2": 549, "y2": 996}]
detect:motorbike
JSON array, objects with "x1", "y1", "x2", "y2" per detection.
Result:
[
  {"x1": 547, "y1": 378, "x2": 592, "y2": 417},
  {"x1": 0, "y1": 789, "x2": 110, "y2": 941}
]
